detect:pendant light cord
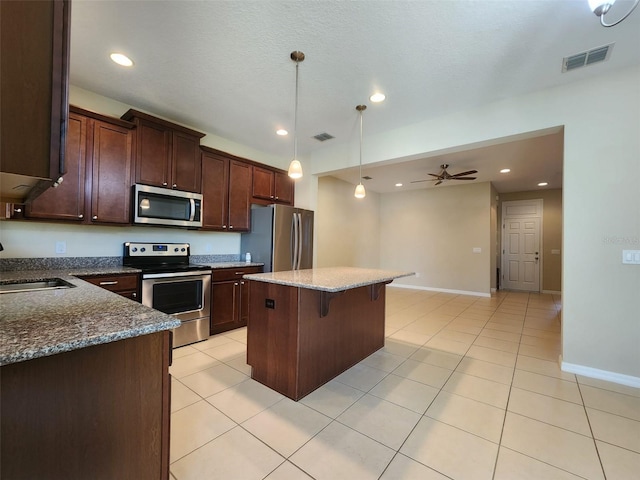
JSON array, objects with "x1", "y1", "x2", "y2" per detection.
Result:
[
  {"x1": 294, "y1": 60, "x2": 299, "y2": 161},
  {"x1": 359, "y1": 108, "x2": 363, "y2": 183}
]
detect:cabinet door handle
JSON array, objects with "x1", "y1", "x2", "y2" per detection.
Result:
[
  {"x1": 99, "y1": 281, "x2": 118, "y2": 286},
  {"x1": 92, "y1": 215, "x2": 98, "y2": 220}
]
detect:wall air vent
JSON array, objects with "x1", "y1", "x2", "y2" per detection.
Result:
[
  {"x1": 562, "y1": 44, "x2": 613, "y2": 72},
  {"x1": 313, "y1": 132, "x2": 334, "y2": 142}
]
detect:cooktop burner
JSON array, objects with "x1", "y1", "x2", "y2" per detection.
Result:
[{"x1": 123, "y1": 242, "x2": 210, "y2": 274}]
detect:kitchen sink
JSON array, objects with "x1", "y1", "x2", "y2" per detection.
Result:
[{"x1": 0, "y1": 278, "x2": 77, "y2": 294}]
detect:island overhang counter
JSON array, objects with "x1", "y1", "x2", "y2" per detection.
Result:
[{"x1": 243, "y1": 267, "x2": 414, "y2": 400}]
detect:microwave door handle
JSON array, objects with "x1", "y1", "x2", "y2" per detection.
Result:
[{"x1": 189, "y1": 198, "x2": 196, "y2": 221}]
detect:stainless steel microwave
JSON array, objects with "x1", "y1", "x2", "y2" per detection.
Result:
[{"x1": 133, "y1": 184, "x2": 203, "y2": 228}]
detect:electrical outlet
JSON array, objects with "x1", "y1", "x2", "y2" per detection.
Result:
[
  {"x1": 622, "y1": 250, "x2": 640, "y2": 265},
  {"x1": 55, "y1": 241, "x2": 66, "y2": 254}
]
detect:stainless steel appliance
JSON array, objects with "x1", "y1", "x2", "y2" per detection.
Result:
[
  {"x1": 241, "y1": 204, "x2": 314, "y2": 272},
  {"x1": 132, "y1": 184, "x2": 203, "y2": 228},
  {"x1": 123, "y1": 242, "x2": 211, "y2": 347}
]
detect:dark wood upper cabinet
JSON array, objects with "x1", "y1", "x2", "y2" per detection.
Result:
[
  {"x1": 122, "y1": 109, "x2": 204, "y2": 193},
  {"x1": 26, "y1": 112, "x2": 87, "y2": 221},
  {"x1": 26, "y1": 106, "x2": 134, "y2": 225},
  {"x1": 0, "y1": 0, "x2": 71, "y2": 204},
  {"x1": 89, "y1": 118, "x2": 134, "y2": 224},
  {"x1": 252, "y1": 166, "x2": 294, "y2": 205},
  {"x1": 201, "y1": 147, "x2": 251, "y2": 232}
]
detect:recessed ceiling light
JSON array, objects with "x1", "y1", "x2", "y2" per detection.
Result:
[
  {"x1": 500, "y1": 168, "x2": 511, "y2": 173},
  {"x1": 276, "y1": 129, "x2": 288, "y2": 136},
  {"x1": 110, "y1": 53, "x2": 134, "y2": 67},
  {"x1": 538, "y1": 182, "x2": 548, "y2": 187},
  {"x1": 370, "y1": 92, "x2": 386, "y2": 103},
  {"x1": 395, "y1": 183, "x2": 403, "y2": 187}
]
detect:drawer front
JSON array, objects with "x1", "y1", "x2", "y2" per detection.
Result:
[
  {"x1": 82, "y1": 274, "x2": 139, "y2": 292},
  {"x1": 212, "y1": 266, "x2": 262, "y2": 282}
]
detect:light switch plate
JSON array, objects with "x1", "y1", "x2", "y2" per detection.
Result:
[
  {"x1": 473, "y1": 247, "x2": 482, "y2": 253},
  {"x1": 55, "y1": 241, "x2": 66, "y2": 254},
  {"x1": 622, "y1": 250, "x2": 640, "y2": 265}
]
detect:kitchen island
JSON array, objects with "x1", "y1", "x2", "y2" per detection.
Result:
[
  {"x1": 244, "y1": 267, "x2": 413, "y2": 400},
  {"x1": 0, "y1": 270, "x2": 179, "y2": 480}
]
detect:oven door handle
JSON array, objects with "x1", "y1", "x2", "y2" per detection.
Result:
[{"x1": 142, "y1": 270, "x2": 212, "y2": 279}]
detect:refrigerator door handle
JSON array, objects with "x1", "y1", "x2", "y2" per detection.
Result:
[
  {"x1": 297, "y1": 213, "x2": 303, "y2": 270},
  {"x1": 292, "y1": 213, "x2": 299, "y2": 270}
]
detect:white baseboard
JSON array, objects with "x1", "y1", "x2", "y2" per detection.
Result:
[
  {"x1": 542, "y1": 290, "x2": 562, "y2": 295},
  {"x1": 561, "y1": 360, "x2": 640, "y2": 388},
  {"x1": 389, "y1": 283, "x2": 491, "y2": 298}
]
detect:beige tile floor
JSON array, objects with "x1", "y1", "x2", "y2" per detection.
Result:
[{"x1": 169, "y1": 287, "x2": 640, "y2": 480}]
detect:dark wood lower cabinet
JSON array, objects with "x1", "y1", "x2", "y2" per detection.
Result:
[
  {"x1": 79, "y1": 273, "x2": 141, "y2": 301},
  {"x1": 0, "y1": 331, "x2": 171, "y2": 480},
  {"x1": 211, "y1": 266, "x2": 262, "y2": 334}
]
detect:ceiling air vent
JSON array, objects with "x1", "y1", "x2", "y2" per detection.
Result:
[
  {"x1": 562, "y1": 44, "x2": 613, "y2": 72},
  {"x1": 362, "y1": 176, "x2": 373, "y2": 180},
  {"x1": 313, "y1": 132, "x2": 334, "y2": 142}
]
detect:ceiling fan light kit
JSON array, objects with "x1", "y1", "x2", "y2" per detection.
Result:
[
  {"x1": 287, "y1": 51, "x2": 305, "y2": 179},
  {"x1": 588, "y1": 0, "x2": 639, "y2": 27},
  {"x1": 411, "y1": 164, "x2": 478, "y2": 186}
]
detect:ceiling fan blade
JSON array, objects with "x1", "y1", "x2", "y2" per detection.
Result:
[
  {"x1": 451, "y1": 177, "x2": 476, "y2": 180},
  {"x1": 428, "y1": 173, "x2": 442, "y2": 178},
  {"x1": 450, "y1": 170, "x2": 478, "y2": 178},
  {"x1": 434, "y1": 180, "x2": 443, "y2": 186}
]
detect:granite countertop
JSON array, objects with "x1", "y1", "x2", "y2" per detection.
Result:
[
  {"x1": 243, "y1": 267, "x2": 414, "y2": 292},
  {"x1": 0, "y1": 270, "x2": 179, "y2": 366}
]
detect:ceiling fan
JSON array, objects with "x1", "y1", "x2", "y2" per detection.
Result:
[{"x1": 411, "y1": 164, "x2": 478, "y2": 186}]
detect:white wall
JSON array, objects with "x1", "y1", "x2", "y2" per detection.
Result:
[
  {"x1": 303, "y1": 66, "x2": 640, "y2": 384},
  {"x1": 0, "y1": 221, "x2": 239, "y2": 258},
  {"x1": 316, "y1": 176, "x2": 380, "y2": 268},
  {"x1": 379, "y1": 182, "x2": 492, "y2": 295}
]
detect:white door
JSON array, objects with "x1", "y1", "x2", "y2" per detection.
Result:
[{"x1": 501, "y1": 200, "x2": 542, "y2": 292}]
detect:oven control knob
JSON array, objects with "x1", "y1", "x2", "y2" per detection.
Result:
[
  {"x1": 131, "y1": 247, "x2": 138, "y2": 252},
  {"x1": 174, "y1": 247, "x2": 179, "y2": 252},
  {"x1": 140, "y1": 247, "x2": 146, "y2": 252},
  {"x1": 181, "y1": 248, "x2": 186, "y2": 252}
]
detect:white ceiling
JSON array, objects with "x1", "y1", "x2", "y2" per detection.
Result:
[{"x1": 69, "y1": 0, "x2": 640, "y2": 194}]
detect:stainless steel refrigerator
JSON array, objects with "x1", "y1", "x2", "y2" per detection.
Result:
[{"x1": 241, "y1": 204, "x2": 314, "y2": 272}]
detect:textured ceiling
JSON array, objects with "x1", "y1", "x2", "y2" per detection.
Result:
[{"x1": 70, "y1": 0, "x2": 640, "y2": 193}]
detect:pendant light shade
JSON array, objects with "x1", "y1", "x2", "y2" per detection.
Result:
[
  {"x1": 288, "y1": 51, "x2": 305, "y2": 179},
  {"x1": 354, "y1": 104, "x2": 367, "y2": 199}
]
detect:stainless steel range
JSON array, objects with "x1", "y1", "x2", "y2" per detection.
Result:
[{"x1": 123, "y1": 242, "x2": 211, "y2": 348}]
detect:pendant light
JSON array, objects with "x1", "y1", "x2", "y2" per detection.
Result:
[
  {"x1": 287, "y1": 51, "x2": 305, "y2": 179},
  {"x1": 354, "y1": 104, "x2": 367, "y2": 199}
]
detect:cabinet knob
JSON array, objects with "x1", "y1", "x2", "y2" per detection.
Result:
[
  {"x1": 222, "y1": 225, "x2": 227, "y2": 229},
  {"x1": 78, "y1": 214, "x2": 84, "y2": 219},
  {"x1": 14, "y1": 208, "x2": 22, "y2": 213},
  {"x1": 172, "y1": 184, "x2": 177, "y2": 189},
  {"x1": 275, "y1": 196, "x2": 279, "y2": 200},
  {"x1": 92, "y1": 215, "x2": 98, "y2": 220},
  {"x1": 234, "y1": 282, "x2": 239, "y2": 286},
  {"x1": 132, "y1": 292, "x2": 137, "y2": 298},
  {"x1": 162, "y1": 182, "x2": 168, "y2": 186},
  {"x1": 229, "y1": 225, "x2": 234, "y2": 229}
]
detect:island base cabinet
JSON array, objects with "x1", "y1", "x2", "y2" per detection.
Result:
[
  {"x1": 247, "y1": 282, "x2": 386, "y2": 400},
  {"x1": 0, "y1": 331, "x2": 171, "y2": 480}
]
